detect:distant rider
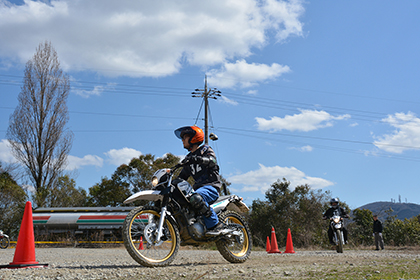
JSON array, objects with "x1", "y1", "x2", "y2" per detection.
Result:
[
  {"x1": 175, "y1": 125, "x2": 225, "y2": 235},
  {"x1": 373, "y1": 214, "x2": 384, "y2": 250},
  {"x1": 323, "y1": 198, "x2": 349, "y2": 245}
]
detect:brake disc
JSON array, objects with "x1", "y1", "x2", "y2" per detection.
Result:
[{"x1": 143, "y1": 223, "x2": 164, "y2": 246}]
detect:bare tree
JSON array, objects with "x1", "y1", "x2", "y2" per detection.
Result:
[{"x1": 7, "y1": 41, "x2": 73, "y2": 207}]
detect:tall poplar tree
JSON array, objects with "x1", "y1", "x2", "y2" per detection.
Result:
[{"x1": 7, "y1": 41, "x2": 73, "y2": 207}]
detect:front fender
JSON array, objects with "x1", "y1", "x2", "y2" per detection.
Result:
[{"x1": 123, "y1": 190, "x2": 163, "y2": 204}]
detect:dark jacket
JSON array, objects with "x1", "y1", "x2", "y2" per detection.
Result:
[
  {"x1": 373, "y1": 219, "x2": 383, "y2": 233},
  {"x1": 178, "y1": 145, "x2": 222, "y2": 191},
  {"x1": 323, "y1": 207, "x2": 349, "y2": 219}
]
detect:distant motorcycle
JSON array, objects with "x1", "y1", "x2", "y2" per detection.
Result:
[
  {"x1": 0, "y1": 230, "x2": 10, "y2": 249},
  {"x1": 329, "y1": 213, "x2": 345, "y2": 253},
  {"x1": 122, "y1": 162, "x2": 252, "y2": 267}
]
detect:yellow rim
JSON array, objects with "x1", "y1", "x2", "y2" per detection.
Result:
[
  {"x1": 224, "y1": 216, "x2": 249, "y2": 257},
  {"x1": 129, "y1": 209, "x2": 177, "y2": 263}
]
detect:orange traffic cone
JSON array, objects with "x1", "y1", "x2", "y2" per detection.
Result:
[
  {"x1": 265, "y1": 236, "x2": 271, "y2": 252},
  {"x1": 139, "y1": 236, "x2": 144, "y2": 250},
  {"x1": 268, "y1": 227, "x2": 281, "y2": 254},
  {"x1": 283, "y1": 228, "x2": 295, "y2": 253},
  {"x1": 0, "y1": 201, "x2": 48, "y2": 269}
]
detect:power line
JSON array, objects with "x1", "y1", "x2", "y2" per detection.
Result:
[
  {"x1": 68, "y1": 110, "x2": 193, "y2": 120},
  {"x1": 0, "y1": 106, "x2": 195, "y2": 120},
  {"x1": 1, "y1": 69, "x2": 419, "y2": 105},
  {"x1": 216, "y1": 127, "x2": 420, "y2": 162},
  {"x1": 216, "y1": 126, "x2": 420, "y2": 150},
  {"x1": 1, "y1": 75, "x2": 417, "y2": 130},
  {"x1": 2, "y1": 74, "x2": 420, "y2": 161},
  {"x1": 2, "y1": 73, "x2": 417, "y2": 122}
]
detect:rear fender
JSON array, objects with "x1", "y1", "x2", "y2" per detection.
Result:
[{"x1": 211, "y1": 195, "x2": 249, "y2": 214}]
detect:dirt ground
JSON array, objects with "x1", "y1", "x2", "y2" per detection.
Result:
[{"x1": 1, "y1": 246, "x2": 420, "y2": 279}]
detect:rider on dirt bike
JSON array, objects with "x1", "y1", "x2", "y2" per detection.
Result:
[
  {"x1": 0, "y1": 230, "x2": 10, "y2": 249},
  {"x1": 174, "y1": 125, "x2": 226, "y2": 235},
  {"x1": 323, "y1": 198, "x2": 349, "y2": 245},
  {"x1": 122, "y1": 125, "x2": 252, "y2": 267}
]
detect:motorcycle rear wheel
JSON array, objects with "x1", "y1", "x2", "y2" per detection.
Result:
[
  {"x1": 0, "y1": 236, "x2": 9, "y2": 249},
  {"x1": 336, "y1": 229, "x2": 343, "y2": 253},
  {"x1": 123, "y1": 206, "x2": 180, "y2": 267},
  {"x1": 216, "y1": 211, "x2": 252, "y2": 263}
]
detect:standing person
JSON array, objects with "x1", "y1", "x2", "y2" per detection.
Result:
[
  {"x1": 373, "y1": 215, "x2": 384, "y2": 250},
  {"x1": 174, "y1": 125, "x2": 226, "y2": 235},
  {"x1": 323, "y1": 198, "x2": 349, "y2": 245}
]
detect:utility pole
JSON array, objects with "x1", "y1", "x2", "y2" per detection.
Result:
[{"x1": 192, "y1": 75, "x2": 221, "y2": 144}]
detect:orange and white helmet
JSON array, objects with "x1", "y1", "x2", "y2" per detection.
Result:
[{"x1": 174, "y1": 126, "x2": 204, "y2": 146}]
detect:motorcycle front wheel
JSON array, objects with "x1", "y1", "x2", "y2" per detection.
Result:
[
  {"x1": 123, "y1": 206, "x2": 180, "y2": 267},
  {"x1": 216, "y1": 211, "x2": 252, "y2": 263},
  {"x1": 336, "y1": 229, "x2": 343, "y2": 253},
  {"x1": 0, "y1": 236, "x2": 9, "y2": 249}
]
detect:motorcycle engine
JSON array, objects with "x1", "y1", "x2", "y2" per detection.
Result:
[{"x1": 189, "y1": 219, "x2": 206, "y2": 239}]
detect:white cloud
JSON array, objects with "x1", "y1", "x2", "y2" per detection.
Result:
[
  {"x1": 1, "y1": 139, "x2": 105, "y2": 170},
  {"x1": 0, "y1": 139, "x2": 16, "y2": 163},
  {"x1": 207, "y1": 59, "x2": 291, "y2": 88},
  {"x1": 228, "y1": 163, "x2": 333, "y2": 193},
  {"x1": 262, "y1": 0, "x2": 305, "y2": 42},
  {"x1": 256, "y1": 109, "x2": 351, "y2": 132},
  {"x1": 1, "y1": 139, "x2": 141, "y2": 171},
  {"x1": 373, "y1": 112, "x2": 420, "y2": 153},
  {"x1": 290, "y1": 145, "x2": 313, "y2": 152},
  {"x1": 66, "y1": 154, "x2": 103, "y2": 171},
  {"x1": 218, "y1": 95, "x2": 238, "y2": 106},
  {"x1": 105, "y1": 147, "x2": 142, "y2": 166},
  {"x1": 0, "y1": 0, "x2": 305, "y2": 78},
  {"x1": 73, "y1": 83, "x2": 116, "y2": 98}
]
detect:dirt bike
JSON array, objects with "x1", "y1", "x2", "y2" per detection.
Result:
[
  {"x1": 0, "y1": 230, "x2": 10, "y2": 249},
  {"x1": 122, "y1": 162, "x2": 252, "y2": 267},
  {"x1": 330, "y1": 214, "x2": 345, "y2": 253}
]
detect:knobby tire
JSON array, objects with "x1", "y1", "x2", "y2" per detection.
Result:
[
  {"x1": 122, "y1": 206, "x2": 180, "y2": 267},
  {"x1": 336, "y1": 229, "x2": 344, "y2": 253},
  {"x1": 216, "y1": 211, "x2": 252, "y2": 263},
  {"x1": 0, "y1": 237, "x2": 9, "y2": 249}
]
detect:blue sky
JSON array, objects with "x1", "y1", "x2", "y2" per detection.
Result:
[{"x1": 1, "y1": 0, "x2": 420, "y2": 209}]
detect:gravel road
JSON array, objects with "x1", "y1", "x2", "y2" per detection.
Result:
[{"x1": 1, "y1": 247, "x2": 420, "y2": 279}]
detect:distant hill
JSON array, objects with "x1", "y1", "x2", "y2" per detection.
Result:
[{"x1": 356, "y1": 201, "x2": 420, "y2": 220}]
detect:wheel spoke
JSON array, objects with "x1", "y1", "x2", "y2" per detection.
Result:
[
  {"x1": 225, "y1": 217, "x2": 248, "y2": 255},
  {"x1": 124, "y1": 207, "x2": 179, "y2": 266},
  {"x1": 216, "y1": 211, "x2": 252, "y2": 263}
]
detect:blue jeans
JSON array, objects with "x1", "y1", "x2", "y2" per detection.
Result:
[{"x1": 195, "y1": 185, "x2": 219, "y2": 229}]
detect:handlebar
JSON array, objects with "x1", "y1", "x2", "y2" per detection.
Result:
[
  {"x1": 171, "y1": 162, "x2": 184, "y2": 171},
  {"x1": 323, "y1": 215, "x2": 349, "y2": 220}
]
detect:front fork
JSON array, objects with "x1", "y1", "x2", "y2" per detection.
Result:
[
  {"x1": 155, "y1": 206, "x2": 167, "y2": 243},
  {"x1": 155, "y1": 195, "x2": 170, "y2": 243}
]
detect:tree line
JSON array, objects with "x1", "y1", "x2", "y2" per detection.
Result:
[
  {"x1": 2, "y1": 42, "x2": 420, "y2": 247},
  {"x1": 3, "y1": 157, "x2": 420, "y2": 248}
]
